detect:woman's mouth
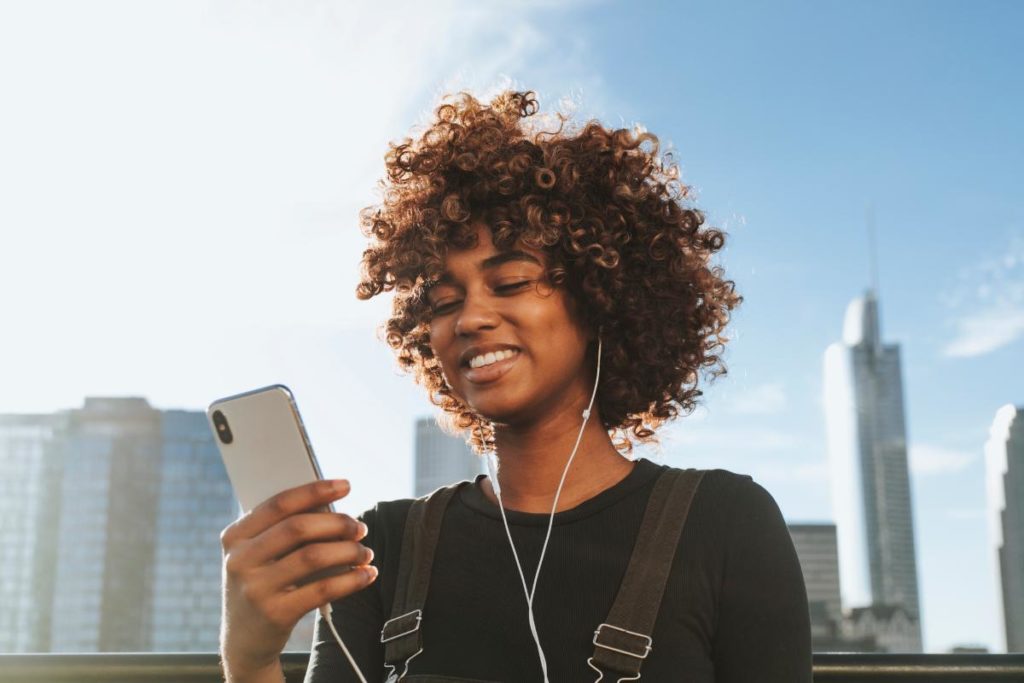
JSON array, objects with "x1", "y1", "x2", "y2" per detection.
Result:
[{"x1": 462, "y1": 349, "x2": 521, "y2": 384}]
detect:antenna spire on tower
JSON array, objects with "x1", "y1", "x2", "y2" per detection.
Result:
[{"x1": 866, "y1": 206, "x2": 880, "y2": 296}]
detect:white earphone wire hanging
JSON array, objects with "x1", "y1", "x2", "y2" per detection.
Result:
[
  {"x1": 318, "y1": 602, "x2": 368, "y2": 683},
  {"x1": 484, "y1": 330, "x2": 603, "y2": 683}
]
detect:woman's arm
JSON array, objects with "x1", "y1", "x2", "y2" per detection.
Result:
[{"x1": 712, "y1": 476, "x2": 812, "y2": 682}]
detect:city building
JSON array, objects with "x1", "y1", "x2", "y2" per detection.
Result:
[
  {"x1": 949, "y1": 644, "x2": 991, "y2": 654},
  {"x1": 823, "y1": 289, "x2": 922, "y2": 651},
  {"x1": 0, "y1": 397, "x2": 314, "y2": 653},
  {"x1": 150, "y1": 409, "x2": 239, "y2": 651},
  {"x1": 843, "y1": 604, "x2": 920, "y2": 654},
  {"x1": 985, "y1": 404, "x2": 1024, "y2": 652},
  {"x1": 49, "y1": 398, "x2": 163, "y2": 652},
  {"x1": 788, "y1": 523, "x2": 879, "y2": 652},
  {"x1": 788, "y1": 524, "x2": 843, "y2": 647},
  {"x1": 0, "y1": 413, "x2": 67, "y2": 652},
  {"x1": 414, "y1": 416, "x2": 485, "y2": 498}
]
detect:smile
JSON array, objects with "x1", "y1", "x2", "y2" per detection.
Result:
[{"x1": 463, "y1": 349, "x2": 521, "y2": 384}]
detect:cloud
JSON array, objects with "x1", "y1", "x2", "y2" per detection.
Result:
[
  {"x1": 0, "y1": 1, "x2": 607, "y2": 412},
  {"x1": 944, "y1": 306, "x2": 1024, "y2": 358},
  {"x1": 726, "y1": 382, "x2": 787, "y2": 415},
  {"x1": 909, "y1": 444, "x2": 977, "y2": 475},
  {"x1": 942, "y1": 235, "x2": 1024, "y2": 358}
]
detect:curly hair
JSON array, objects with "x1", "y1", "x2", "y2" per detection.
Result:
[{"x1": 356, "y1": 90, "x2": 741, "y2": 454}]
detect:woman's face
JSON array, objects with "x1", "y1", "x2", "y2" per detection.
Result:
[{"x1": 426, "y1": 223, "x2": 594, "y2": 427}]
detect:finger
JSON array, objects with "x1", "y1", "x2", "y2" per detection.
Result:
[
  {"x1": 267, "y1": 564, "x2": 379, "y2": 626},
  {"x1": 243, "y1": 512, "x2": 366, "y2": 566},
  {"x1": 261, "y1": 540, "x2": 372, "y2": 594},
  {"x1": 221, "y1": 479, "x2": 350, "y2": 549}
]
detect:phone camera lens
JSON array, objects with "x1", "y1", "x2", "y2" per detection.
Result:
[{"x1": 212, "y1": 410, "x2": 234, "y2": 444}]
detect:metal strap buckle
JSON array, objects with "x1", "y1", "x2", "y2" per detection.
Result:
[
  {"x1": 592, "y1": 623, "x2": 653, "y2": 660},
  {"x1": 380, "y1": 609, "x2": 423, "y2": 643}
]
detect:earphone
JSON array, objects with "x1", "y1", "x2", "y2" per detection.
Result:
[{"x1": 484, "y1": 327, "x2": 603, "y2": 683}]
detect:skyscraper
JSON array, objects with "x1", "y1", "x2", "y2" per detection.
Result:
[
  {"x1": 0, "y1": 413, "x2": 67, "y2": 652},
  {"x1": 823, "y1": 290, "x2": 922, "y2": 651},
  {"x1": 49, "y1": 398, "x2": 163, "y2": 652},
  {"x1": 986, "y1": 404, "x2": 1024, "y2": 652},
  {"x1": 0, "y1": 397, "x2": 315, "y2": 652},
  {"x1": 414, "y1": 417, "x2": 485, "y2": 497},
  {"x1": 150, "y1": 409, "x2": 238, "y2": 651}
]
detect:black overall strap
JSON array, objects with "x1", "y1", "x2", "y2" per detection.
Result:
[
  {"x1": 588, "y1": 468, "x2": 705, "y2": 682},
  {"x1": 381, "y1": 481, "x2": 462, "y2": 680}
]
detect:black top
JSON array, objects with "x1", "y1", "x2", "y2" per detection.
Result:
[{"x1": 304, "y1": 458, "x2": 811, "y2": 682}]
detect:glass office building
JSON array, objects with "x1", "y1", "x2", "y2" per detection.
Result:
[
  {"x1": 48, "y1": 398, "x2": 162, "y2": 651},
  {"x1": 414, "y1": 416, "x2": 486, "y2": 498},
  {"x1": 789, "y1": 523, "x2": 843, "y2": 643},
  {"x1": 0, "y1": 413, "x2": 66, "y2": 652},
  {"x1": 986, "y1": 404, "x2": 1024, "y2": 652},
  {"x1": 150, "y1": 409, "x2": 236, "y2": 650},
  {"x1": 823, "y1": 290, "x2": 922, "y2": 651},
  {"x1": 0, "y1": 398, "x2": 314, "y2": 653}
]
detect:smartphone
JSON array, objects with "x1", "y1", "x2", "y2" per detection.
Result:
[
  {"x1": 208, "y1": 383, "x2": 330, "y2": 514},
  {"x1": 208, "y1": 384, "x2": 350, "y2": 584}
]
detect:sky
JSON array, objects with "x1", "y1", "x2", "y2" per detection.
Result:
[{"x1": 1, "y1": 0, "x2": 1021, "y2": 654}]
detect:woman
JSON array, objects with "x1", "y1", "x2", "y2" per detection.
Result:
[{"x1": 219, "y1": 91, "x2": 811, "y2": 682}]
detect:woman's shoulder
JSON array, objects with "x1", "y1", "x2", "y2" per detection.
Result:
[
  {"x1": 656, "y1": 463, "x2": 757, "y2": 500},
  {"x1": 655, "y1": 464, "x2": 787, "y2": 541},
  {"x1": 693, "y1": 467, "x2": 782, "y2": 513},
  {"x1": 357, "y1": 480, "x2": 473, "y2": 537},
  {"x1": 658, "y1": 463, "x2": 775, "y2": 500}
]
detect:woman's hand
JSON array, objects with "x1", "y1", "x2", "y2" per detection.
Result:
[{"x1": 219, "y1": 479, "x2": 378, "y2": 680}]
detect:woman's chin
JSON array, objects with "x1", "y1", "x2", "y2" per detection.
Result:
[
  {"x1": 464, "y1": 394, "x2": 534, "y2": 427},
  {"x1": 467, "y1": 403, "x2": 521, "y2": 426}
]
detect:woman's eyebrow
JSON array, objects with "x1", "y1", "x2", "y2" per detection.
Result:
[
  {"x1": 480, "y1": 250, "x2": 543, "y2": 270},
  {"x1": 432, "y1": 250, "x2": 543, "y2": 287}
]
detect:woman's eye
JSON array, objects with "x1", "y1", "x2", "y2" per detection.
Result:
[
  {"x1": 431, "y1": 300, "x2": 460, "y2": 315},
  {"x1": 495, "y1": 280, "x2": 532, "y2": 293},
  {"x1": 428, "y1": 281, "x2": 532, "y2": 316}
]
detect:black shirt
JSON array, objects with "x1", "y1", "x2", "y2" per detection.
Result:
[{"x1": 304, "y1": 458, "x2": 811, "y2": 682}]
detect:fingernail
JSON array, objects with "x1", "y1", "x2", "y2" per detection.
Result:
[
  {"x1": 358, "y1": 521, "x2": 369, "y2": 538},
  {"x1": 365, "y1": 547, "x2": 375, "y2": 563},
  {"x1": 332, "y1": 479, "x2": 349, "y2": 493},
  {"x1": 364, "y1": 565, "x2": 378, "y2": 581}
]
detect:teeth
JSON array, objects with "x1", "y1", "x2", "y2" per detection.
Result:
[{"x1": 469, "y1": 349, "x2": 516, "y2": 369}]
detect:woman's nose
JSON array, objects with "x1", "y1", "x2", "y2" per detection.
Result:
[{"x1": 454, "y1": 292, "x2": 500, "y2": 336}]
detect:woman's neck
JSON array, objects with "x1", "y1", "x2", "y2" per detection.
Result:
[{"x1": 480, "y1": 410, "x2": 635, "y2": 514}]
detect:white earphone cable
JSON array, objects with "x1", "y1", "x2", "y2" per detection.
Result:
[
  {"x1": 485, "y1": 332, "x2": 603, "y2": 683},
  {"x1": 319, "y1": 603, "x2": 368, "y2": 683}
]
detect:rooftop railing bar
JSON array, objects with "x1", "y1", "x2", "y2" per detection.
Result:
[
  {"x1": 0, "y1": 652, "x2": 1023, "y2": 682},
  {"x1": 811, "y1": 654, "x2": 1024, "y2": 681}
]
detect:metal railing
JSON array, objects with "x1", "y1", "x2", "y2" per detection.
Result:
[{"x1": 1, "y1": 652, "x2": 1023, "y2": 682}]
